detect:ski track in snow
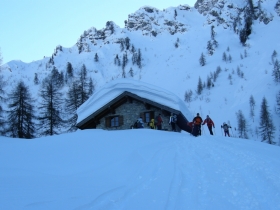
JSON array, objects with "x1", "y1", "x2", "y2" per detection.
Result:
[
  {"x1": 73, "y1": 133, "x2": 280, "y2": 210},
  {"x1": 1, "y1": 130, "x2": 280, "y2": 210}
]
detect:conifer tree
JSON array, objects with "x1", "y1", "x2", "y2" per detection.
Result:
[
  {"x1": 239, "y1": 28, "x2": 248, "y2": 45},
  {"x1": 129, "y1": 67, "x2": 134, "y2": 77},
  {"x1": 211, "y1": 25, "x2": 216, "y2": 39},
  {"x1": 132, "y1": 52, "x2": 137, "y2": 65},
  {"x1": 65, "y1": 62, "x2": 73, "y2": 84},
  {"x1": 34, "y1": 73, "x2": 39, "y2": 85},
  {"x1": 199, "y1": 53, "x2": 206, "y2": 66},
  {"x1": 271, "y1": 50, "x2": 277, "y2": 64},
  {"x1": 88, "y1": 77, "x2": 94, "y2": 97},
  {"x1": 236, "y1": 66, "x2": 241, "y2": 77},
  {"x1": 207, "y1": 41, "x2": 214, "y2": 55},
  {"x1": 94, "y1": 53, "x2": 99, "y2": 62},
  {"x1": 276, "y1": 91, "x2": 280, "y2": 115},
  {"x1": 131, "y1": 45, "x2": 136, "y2": 53},
  {"x1": 0, "y1": 75, "x2": 6, "y2": 134},
  {"x1": 65, "y1": 81, "x2": 80, "y2": 132},
  {"x1": 114, "y1": 54, "x2": 121, "y2": 66},
  {"x1": 6, "y1": 81, "x2": 36, "y2": 138},
  {"x1": 244, "y1": 49, "x2": 248, "y2": 57},
  {"x1": 77, "y1": 64, "x2": 90, "y2": 105},
  {"x1": 249, "y1": 95, "x2": 256, "y2": 121},
  {"x1": 66, "y1": 62, "x2": 74, "y2": 82},
  {"x1": 50, "y1": 67, "x2": 64, "y2": 88},
  {"x1": 137, "y1": 49, "x2": 142, "y2": 69},
  {"x1": 197, "y1": 77, "x2": 203, "y2": 95},
  {"x1": 184, "y1": 89, "x2": 193, "y2": 102},
  {"x1": 120, "y1": 40, "x2": 125, "y2": 51},
  {"x1": 228, "y1": 54, "x2": 232, "y2": 63},
  {"x1": 236, "y1": 110, "x2": 248, "y2": 139},
  {"x1": 259, "y1": 97, "x2": 275, "y2": 144},
  {"x1": 122, "y1": 53, "x2": 128, "y2": 70},
  {"x1": 206, "y1": 76, "x2": 212, "y2": 89},
  {"x1": 248, "y1": 0, "x2": 255, "y2": 17},
  {"x1": 222, "y1": 52, "x2": 227, "y2": 62},
  {"x1": 122, "y1": 68, "x2": 126, "y2": 78},
  {"x1": 125, "y1": 37, "x2": 130, "y2": 50},
  {"x1": 38, "y1": 76, "x2": 65, "y2": 136},
  {"x1": 272, "y1": 59, "x2": 280, "y2": 83},
  {"x1": 65, "y1": 75, "x2": 94, "y2": 132},
  {"x1": 212, "y1": 39, "x2": 218, "y2": 48},
  {"x1": 213, "y1": 66, "x2": 222, "y2": 82}
]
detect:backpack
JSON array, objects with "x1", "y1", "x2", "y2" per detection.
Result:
[
  {"x1": 133, "y1": 121, "x2": 138, "y2": 129},
  {"x1": 194, "y1": 117, "x2": 202, "y2": 125},
  {"x1": 206, "y1": 118, "x2": 213, "y2": 125},
  {"x1": 137, "y1": 120, "x2": 142, "y2": 128},
  {"x1": 223, "y1": 124, "x2": 229, "y2": 131},
  {"x1": 172, "y1": 115, "x2": 177, "y2": 123}
]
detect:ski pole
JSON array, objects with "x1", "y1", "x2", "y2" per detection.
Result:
[
  {"x1": 202, "y1": 125, "x2": 204, "y2": 135},
  {"x1": 230, "y1": 127, "x2": 234, "y2": 137}
]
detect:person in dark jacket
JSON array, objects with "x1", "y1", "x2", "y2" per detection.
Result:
[
  {"x1": 202, "y1": 115, "x2": 215, "y2": 135},
  {"x1": 221, "y1": 122, "x2": 231, "y2": 137},
  {"x1": 192, "y1": 113, "x2": 202, "y2": 136},
  {"x1": 136, "y1": 117, "x2": 144, "y2": 128}
]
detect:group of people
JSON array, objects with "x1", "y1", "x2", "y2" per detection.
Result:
[
  {"x1": 190, "y1": 113, "x2": 231, "y2": 137},
  {"x1": 133, "y1": 113, "x2": 177, "y2": 131},
  {"x1": 133, "y1": 112, "x2": 232, "y2": 137},
  {"x1": 133, "y1": 114, "x2": 164, "y2": 130}
]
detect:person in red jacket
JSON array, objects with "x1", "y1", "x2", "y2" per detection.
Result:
[
  {"x1": 156, "y1": 114, "x2": 163, "y2": 130},
  {"x1": 202, "y1": 115, "x2": 215, "y2": 135}
]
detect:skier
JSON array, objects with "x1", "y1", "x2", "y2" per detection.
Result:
[
  {"x1": 148, "y1": 118, "x2": 156, "y2": 129},
  {"x1": 156, "y1": 114, "x2": 163, "y2": 130},
  {"x1": 221, "y1": 122, "x2": 231, "y2": 137},
  {"x1": 202, "y1": 115, "x2": 215, "y2": 135},
  {"x1": 136, "y1": 117, "x2": 144, "y2": 128},
  {"x1": 192, "y1": 113, "x2": 202, "y2": 136},
  {"x1": 169, "y1": 113, "x2": 177, "y2": 132}
]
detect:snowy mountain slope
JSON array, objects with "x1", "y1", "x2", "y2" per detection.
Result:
[
  {"x1": 0, "y1": 0, "x2": 279, "y2": 142},
  {"x1": 1, "y1": 129, "x2": 280, "y2": 209}
]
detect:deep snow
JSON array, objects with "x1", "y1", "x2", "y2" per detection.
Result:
[
  {"x1": 0, "y1": 0, "x2": 280, "y2": 209},
  {"x1": 1, "y1": 129, "x2": 280, "y2": 210}
]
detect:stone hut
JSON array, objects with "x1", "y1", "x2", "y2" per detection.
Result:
[{"x1": 76, "y1": 79, "x2": 192, "y2": 133}]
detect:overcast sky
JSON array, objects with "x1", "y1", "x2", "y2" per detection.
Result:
[{"x1": 0, "y1": 0, "x2": 196, "y2": 64}]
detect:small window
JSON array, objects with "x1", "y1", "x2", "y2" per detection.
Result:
[
  {"x1": 145, "y1": 112, "x2": 150, "y2": 123},
  {"x1": 111, "y1": 116, "x2": 119, "y2": 127},
  {"x1": 105, "y1": 115, "x2": 124, "y2": 128}
]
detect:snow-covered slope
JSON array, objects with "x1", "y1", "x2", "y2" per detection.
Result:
[{"x1": 1, "y1": 129, "x2": 280, "y2": 209}]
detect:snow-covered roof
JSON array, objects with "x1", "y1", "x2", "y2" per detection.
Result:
[{"x1": 77, "y1": 79, "x2": 192, "y2": 124}]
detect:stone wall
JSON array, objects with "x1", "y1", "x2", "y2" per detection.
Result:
[{"x1": 96, "y1": 100, "x2": 173, "y2": 131}]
